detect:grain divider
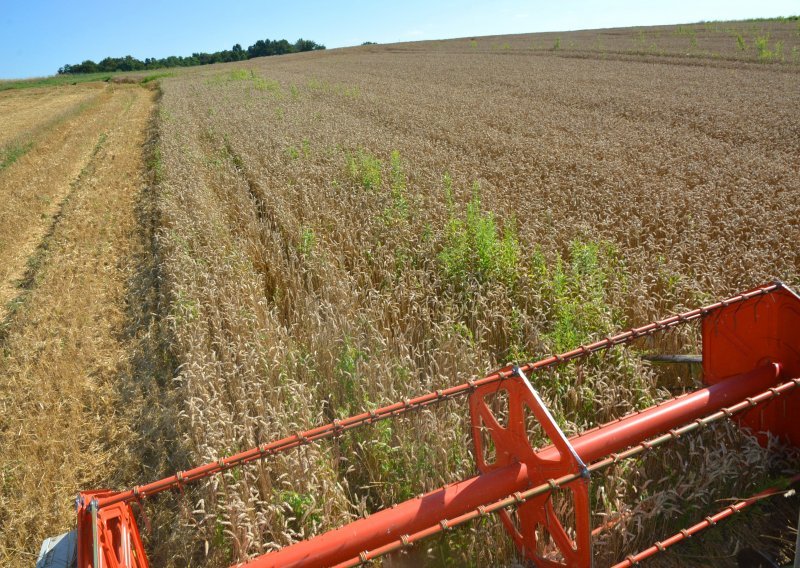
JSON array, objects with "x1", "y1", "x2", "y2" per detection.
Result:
[{"x1": 40, "y1": 282, "x2": 800, "y2": 567}]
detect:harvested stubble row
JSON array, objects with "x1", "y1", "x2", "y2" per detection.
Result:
[
  {"x1": 150, "y1": 25, "x2": 799, "y2": 567},
  {"x1": 0, "y1": 83, "x2": 103, "y2": 148},
  {"x1": 0, "y1": 84, "x2": 121, "y2": 316},
  {"x1": 0, "y1": 84, "x2": 158, "y2": 566}
]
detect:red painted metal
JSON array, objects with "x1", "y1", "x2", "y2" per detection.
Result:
[
  {"x1": 469, "y1": 371, "x2": 591, "y2": 567},
  {"x1": 240, "y1": 463, "x2": 530, "y2": 568},
  {"x1": 76, "y1": 490, "x2": 148, "y2": 568},
  {"x1": 68, "y1": 282, "x2": 799, "y2": 568},
  {"x1": 554, "y1": 364, "x2": 781, "y2": 464},
  {"x1": 611, "y1": 473, "x2": 800, "y2": 568},
  {"x1": 703, "y1": 284, "x2": 800, "y2": 446},
  {"x1": 328, "y1": 377, "x2": 800, "y2": 568},
  {"x1": 246, "y1": 363, "x2": 782, "y2": 568}
]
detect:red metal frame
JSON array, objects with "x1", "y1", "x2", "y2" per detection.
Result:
[
  {"x1": 76, "y1": 490, "x2": 148, "y2": 568},
  {"x1": 71, "y1": 282, "x2": 799, "y2": 568},
  {"x1": 703, "y1": 284, "x2": 800, "y2": 446},
  {"x1": 610, "y1": 473, "x2": 800, "y2": 568},
  {"x1": 246, "y1": 362, "x2": 783, "y2": 568},
  {"x1": 469, "y1": 369, "x2": 591, "y2": 567},
  {"x1": 325, "y1": 377, "x2": 800, "y2": 568}
]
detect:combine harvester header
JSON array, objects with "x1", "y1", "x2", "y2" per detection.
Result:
[{"x1": 39, "y1": 282, "x2": 800, "y2": 567}]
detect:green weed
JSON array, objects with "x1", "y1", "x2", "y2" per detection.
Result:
[
  {"x1": 277, "y1": 490, "x2": 320, "y2": 532},
  {"x1": 334, "y1": 338, "x2": 368, "y2": 415},
  {"x1": 369, "y1": 421, "x2": 417, "y2": 500},
  {"x1": 172, "y1": 290, "x2": 200, "y2": 323},
  {"x1": 140, "y1": 71, "x2": 174, "y2": 84},
  {"x1": 0, "y1": 141, "x2": 34, "y2": 170},
  {"x1": 306, "y1": 77, "x2": 326, "y2": 90},
  {"x1": 343, "y1": 85, "x2": 360, "y2": 98},
  {"x1": 211, "y1": 515, "x2": 233, "y2": 556},
  {"x1": 299, "y1": 227, "x2": 316, "y2": 256},
  {"x1": 253, "y1": 76, "x2": 281, "y2": 93},
  {"x1": 450, "y1": 321, "x2": 475, "y2": 344},
  {"x1": 552, "y1": 37, "x2": 561, "y2": 51},
  {"x1": 736, "y1": 34, "x2": 747, "y2": 51},
  {"x1": 674, "y1": 25, "x2": 698, "y2": 48},
  {"x1": 755, "y1": 34, "x2": 772, "y2": 60},
  {"x1": 228, "y1": 69, "x2": 250, "y2": 81},
  {"x1": 208, "y1": 68, "x2": 278, "y2": 90},
  {"x1": 346, "y1": 150, "x2": 382, "y2": 191},
  {"x1": 535, "y1": 240, "x2": 622, "y2": 353},
  {"x1": 438, "y1": 179, "x2": 519, "y2": 288},
  {"x1": 386, "y1": 150, "x2": 409, "y2": 221}
]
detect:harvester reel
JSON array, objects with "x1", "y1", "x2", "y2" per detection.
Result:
[
  {"x1": 51, "y1": 282, "x2": 800, "y2": 568},
  {"x1": 469, "y1": 369, "x2": 591, "y2": 567}
]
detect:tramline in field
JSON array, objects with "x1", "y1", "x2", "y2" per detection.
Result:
[{"x1": 38, "y1": 281, "x2": 800, "y2": 567}]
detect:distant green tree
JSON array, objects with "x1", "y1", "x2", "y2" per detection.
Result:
[
  {"x1": 82, "y1": 60, "x2": 99, "y2": 72},
  {"x1": 232, "y1": 43, "x2": 247, "y2": 60},
  {"x1": 295, "y1": 38, "x2": 325, "y2": 51},
  {"x1": 57, "y1": 36, "x2": 325, "y2": 74},
  {"x1": 247, "y1": 39, "x2": 268, "y2": 58},
  {"x1": 273, "y1": 39, "x2": 294, "y2": 54}
]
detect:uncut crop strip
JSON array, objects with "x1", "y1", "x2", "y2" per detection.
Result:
[{"x1": 152, "y1": 28, "x2": 800, "y2": 566}]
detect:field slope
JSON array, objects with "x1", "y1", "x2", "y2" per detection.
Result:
[
  {"x1": 0, "y1": 18, "x2": 799, "y2": 568},
  {"x1": 146, "y1": 20, "x2": 799, "y2": 567}
]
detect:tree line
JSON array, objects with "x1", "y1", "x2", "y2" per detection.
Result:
[{"x1": 58, "y1": 37, "x2": 325, "y2": 75}]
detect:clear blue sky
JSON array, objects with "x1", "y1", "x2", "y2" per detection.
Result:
[{"x1": 1, "y1": 0, "x2": 797, "y2": 79}]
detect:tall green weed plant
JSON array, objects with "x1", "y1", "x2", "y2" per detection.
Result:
[{"x1": 439, "y1": 177, "x2": 519, "y2": 289}]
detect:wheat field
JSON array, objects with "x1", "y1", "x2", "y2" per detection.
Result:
[
  {"x1": 1, "y1": 19, "x2": 799, "y2": 568},
  {"x1": 148, "y1": 21, "x2": 800, "y2": 567}
]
